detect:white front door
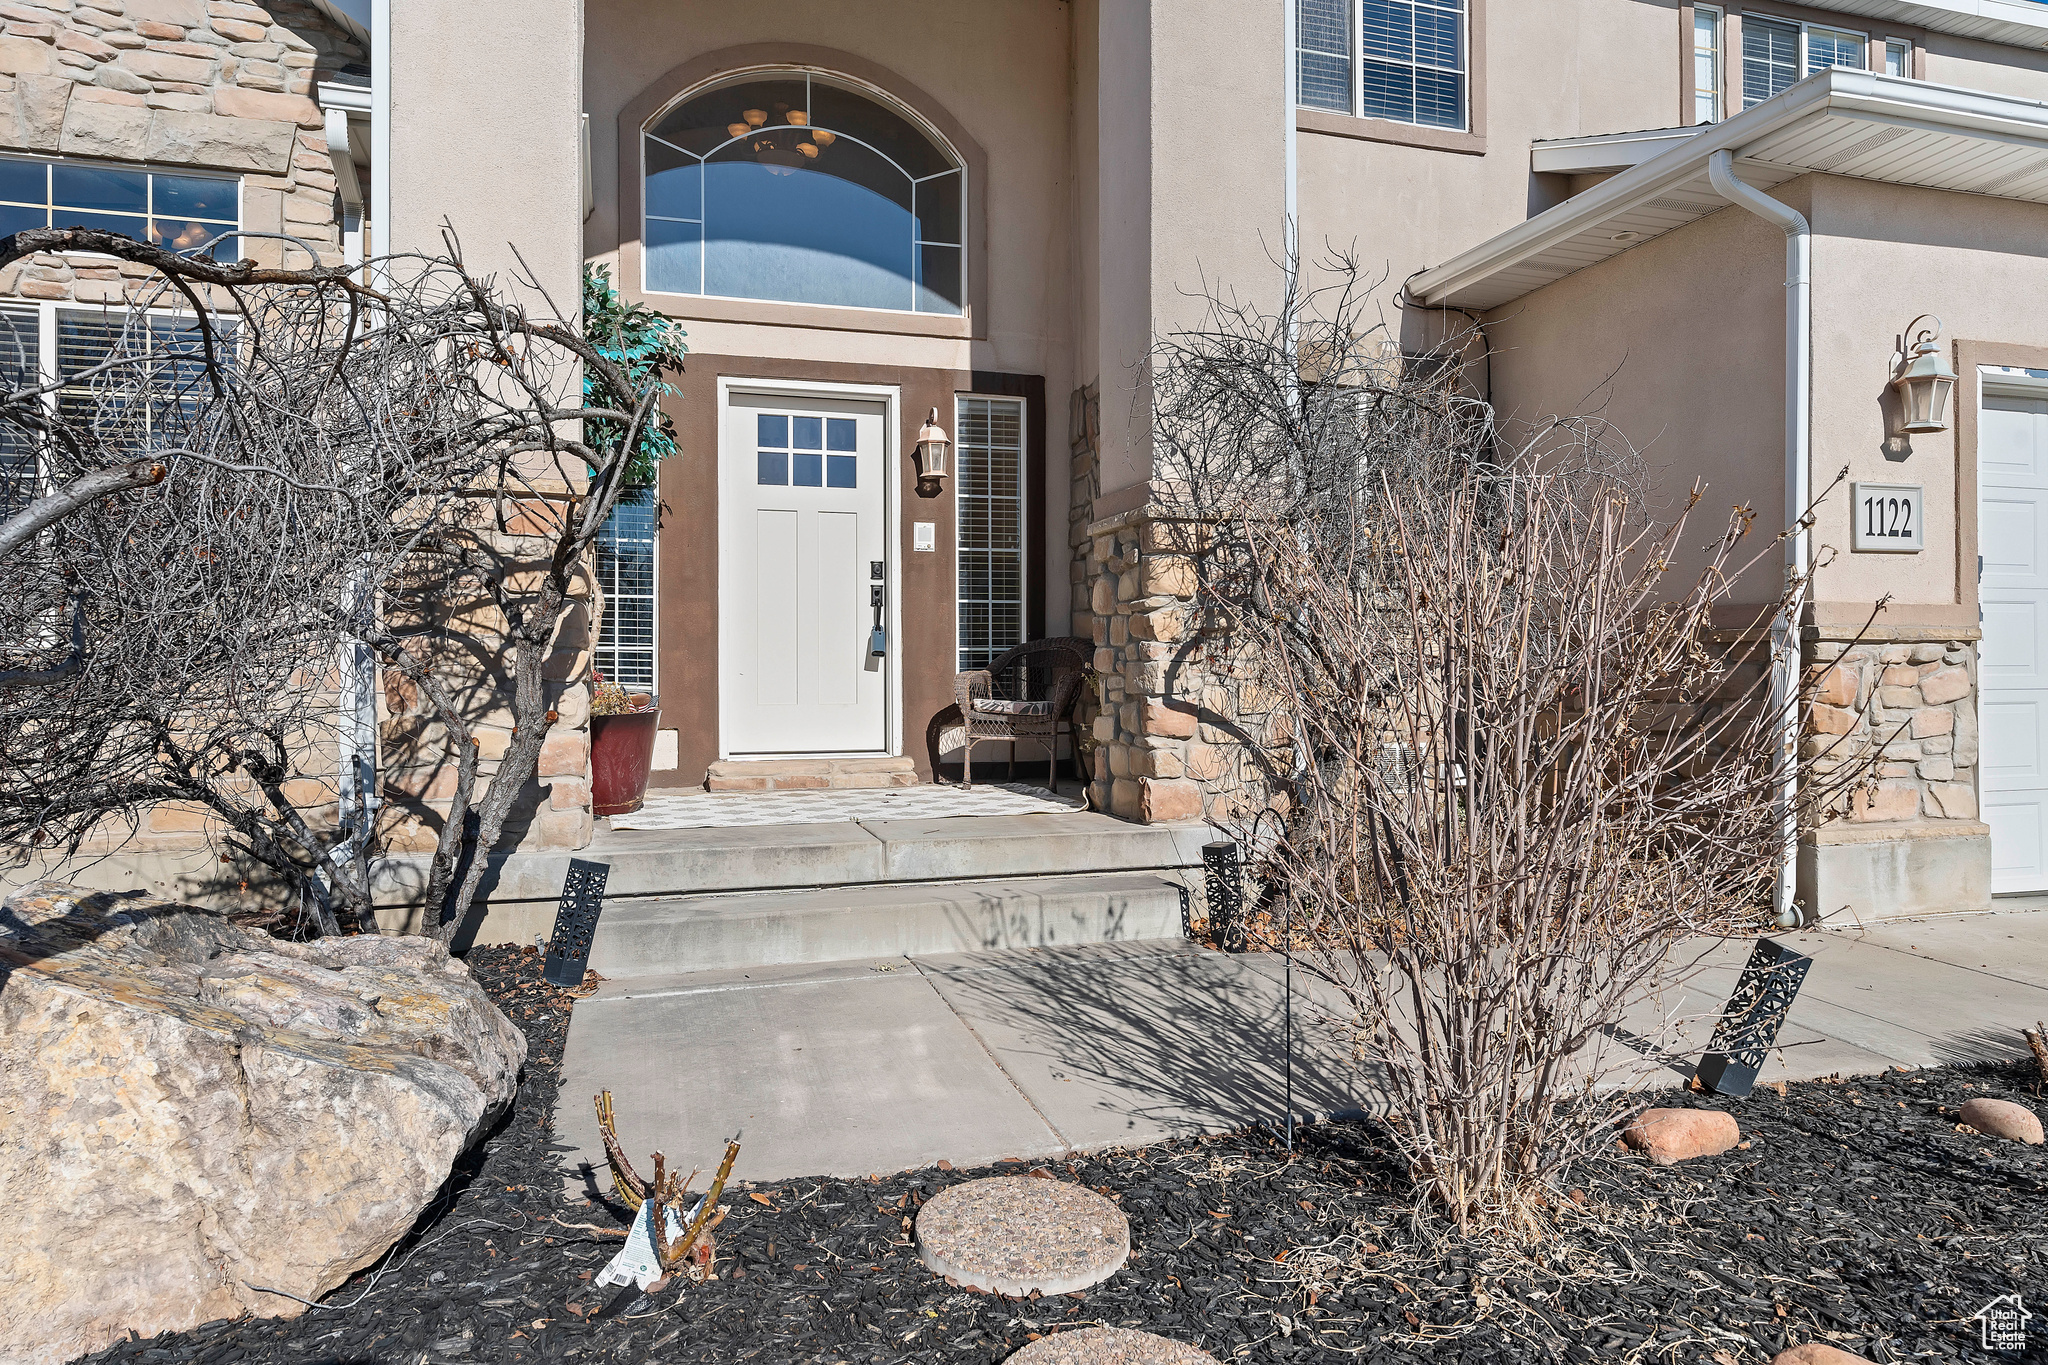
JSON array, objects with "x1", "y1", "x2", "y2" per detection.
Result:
[
  {"x1": 1979, "y1": 379, "x2": 2048, "y2": 892},
  {"x1": 720, "y1": 389, "x2": 890, "y2": 756}
]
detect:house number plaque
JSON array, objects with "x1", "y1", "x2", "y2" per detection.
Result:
[{"x1": 1852, "y1": 481, "x2": 1924, "y2": 553}]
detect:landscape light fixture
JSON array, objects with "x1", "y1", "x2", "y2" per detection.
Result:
[
  {"x1": 1893, "y1": 314, "x2": 1957, "y2": 434},
  {"x1": 912, "y1": 407, "x2": 951, "y2": 497}
]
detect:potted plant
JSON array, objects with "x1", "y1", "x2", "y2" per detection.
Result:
[{"x1": 589, "y1": 673, "x2": 660, "y2": 817}]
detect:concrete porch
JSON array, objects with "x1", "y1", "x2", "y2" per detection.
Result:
[{"x1": 375, "y1": 785, "x2": 1212, "y2": 965}]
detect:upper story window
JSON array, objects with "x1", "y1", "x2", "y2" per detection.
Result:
[
  {"x1": 1884, "y1": 37, "x2": 1911, "y2": 76},
  {"x1": 0, "y1": 155, "x2": 238, "y2": 260},
  {"x1": 642, "y1": 72, "x2": 964, "y2": 315},
  {"x1": 1694, "y1": 6, "x2": 1724, "y2": 123},
  {"x1": 1742, "y1": 14, "x2": 1866, "y2": 108},
  {"x1": 1295, "y1": 0, "x2": 1468, "y2": 131}
]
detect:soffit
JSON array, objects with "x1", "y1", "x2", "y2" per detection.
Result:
[
  {"x1": 1412, "y1": 69, "x2": 2048, "y2": 311},
  {"x1": 1817, "y1": 0, "x2": 2048, "y2": 50}
]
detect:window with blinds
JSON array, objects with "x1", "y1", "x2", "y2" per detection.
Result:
[
  {"x1": 595, "y1": 486, "x2": 658, "y2": 693},
  {"x1": 0, "y1": 304, "x2": 34, "y2": 518},
  {"x1": 1742, "y1": 13, "x2": 1865, "y2": 109},
  {"x1": 1294, "y1": 0, "x2": 1466, "y2": 131},
  {"x1": 955, "y1": 395, "x2": 1025, "y2": 678},
  {"x1": 55, "y1": 309, "x2": 215, "y2": 454}
]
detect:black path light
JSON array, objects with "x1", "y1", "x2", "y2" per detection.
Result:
[
  {"x1": 544, "y1": 857, "x2": 611, "y2": 988},
  {"x1": 1693, "y1": 937, "x2": 1815, "y2": 1098}
]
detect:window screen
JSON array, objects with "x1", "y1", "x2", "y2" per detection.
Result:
[
  {"x1": 595, "y1": 486, "x2": 657, "y2": 693},
  {"x1": 1361, "y1": 0, "x2": 1465, "y2": 129},
  {"x1": 955, "y1": 395, "x2": 1025, "y2": 677},
  {"x1": 1296, "y1": 0, "x2": 1352, "y2": 112},
  {"x1": 1742, "y1": 16, "x2": 1799, "y2": 107}
]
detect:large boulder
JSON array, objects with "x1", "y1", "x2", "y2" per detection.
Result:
[{"x1": 0, "y1": 883, "x2": 525, "y2": 1365}]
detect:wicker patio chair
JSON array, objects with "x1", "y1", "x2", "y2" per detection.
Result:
[{"x1": 926, "y1": 635, "x2": 1092, "y2": 792}]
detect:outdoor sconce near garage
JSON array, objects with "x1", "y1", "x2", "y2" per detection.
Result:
[
  {"x1": 912, "y1": 407, "x2": 951, "y2": 498},
  {"x1": 1893, "y1": 315, "x2": 1958, "y2": 434}
]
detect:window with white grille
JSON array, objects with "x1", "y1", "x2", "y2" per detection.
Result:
[
  {"x1": 595, "y1": 486, "x2": 658, "y2": 693},
  {"x1": 955, "y1": 395, "x2": 1025, "y2": 676},
  {"x1": 0, "y1": 154, "x2": 238, "y2": 259},
  {"x1": 1293, "y1": 0, "x2": 1467, "y2": 131},
  {"x1": 0, "y1": 302, "x2": 220, "y2": 515},
  {"x1": 1741, "y1": 13, "x2": 1864, "y2": 108}
]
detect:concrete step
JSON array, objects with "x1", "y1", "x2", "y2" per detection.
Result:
[
  {"x1": 586, "y1": 870, "x2": 1192, "y2": 977},
  {"x1": 379, "y1": 812, "x2": 1210, "y2": 908}
]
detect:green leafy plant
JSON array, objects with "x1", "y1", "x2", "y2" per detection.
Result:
[{"x1": 583, "y1": 263, "x2": 688, "y2": 485}]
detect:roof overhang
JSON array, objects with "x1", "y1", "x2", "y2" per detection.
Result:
[
  {"x1": 1818, "y1": 0, "x2": 2048, "y2": 50},
  {"x1": 1412, "y1": 69, "x2": 2048, "y2": 311},
  {"x1": 1531, "y1": 126, "x2": 1701, "y2": 175}
]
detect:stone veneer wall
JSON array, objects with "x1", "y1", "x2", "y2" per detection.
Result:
[
  {"x1": 0, "y1": 0, "x2": 359, "y2": 293},
  {"x1": 0, "y1": 5, "x2": 597, "y2": 870},
  {"x1": 1806, "y1": 632, "x2": 1980, "y2": 823}
]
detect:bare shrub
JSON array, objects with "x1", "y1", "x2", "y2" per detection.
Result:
[
  {"x1": 1150, "y1": 253, "x2": 1879, "y2": 1234},
  {"x1": 0, "y1": 228, "x2": 674, "y2": 938}
]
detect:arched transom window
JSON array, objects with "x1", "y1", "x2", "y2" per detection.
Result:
[{"x1": 643, "y1": 71, "x2": 964, "y2": 315}]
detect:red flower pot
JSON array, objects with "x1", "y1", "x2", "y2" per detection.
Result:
[{"x1": 590, "y1": 709, "x2": 660, "y2": 817}]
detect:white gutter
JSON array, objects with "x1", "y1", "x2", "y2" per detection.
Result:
[
  {"x1": 1413, "y1": 68, "x2": 2048, "y2": 308},
  {"x1": 1705, "y1": 149, "x2": 1810, "y2": 930}
]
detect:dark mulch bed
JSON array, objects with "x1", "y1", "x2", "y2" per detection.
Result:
[{"x1": 77, "y1": 946, "x2": 2048, "y2": 1364}]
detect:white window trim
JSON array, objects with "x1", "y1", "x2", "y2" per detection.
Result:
[
  {"x1": 952, "y1": 393, "x2": 1028, "y2": 679},
  {"x1": 1883, "y1": 35, "x2": 1913, "y2": 77}
]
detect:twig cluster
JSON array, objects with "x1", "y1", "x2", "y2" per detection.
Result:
[{"x1": 0, "y1": 227, "x2": 673, "y2": 937}]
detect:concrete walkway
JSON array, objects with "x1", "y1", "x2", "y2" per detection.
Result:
[{"x1": 555, "y1": 906, "x2": 2048, "y2": 1189}]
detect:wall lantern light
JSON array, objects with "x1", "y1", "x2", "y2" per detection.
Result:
[
  {"x1": 912, "y1": 407, "x2": 951, "y2": 498},
  {"x1": 1893, "y1": 314, "x2": 1958, "y2": 434}
]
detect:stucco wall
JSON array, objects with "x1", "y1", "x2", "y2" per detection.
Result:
[
  {"x1": 389, "y1": 0, "x2": 581, "y2": 307},
  {"x1": 1482, "y1": 186, "x2": 1788, "y2": 595},
  {"x1": 1807, "y1": 176, "x2": 2048, "y2": 627}
]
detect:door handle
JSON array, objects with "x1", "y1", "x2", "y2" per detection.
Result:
[{"x1": 869, "y1": 582, "x2": 886, "y2": 657}]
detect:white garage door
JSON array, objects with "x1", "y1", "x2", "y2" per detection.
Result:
[{"x1": 1979, "y1": 378, "x2": 2048, "y2": 893}]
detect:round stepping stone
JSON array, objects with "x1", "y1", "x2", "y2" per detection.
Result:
[
  {"x1": 916, "y1": 1176, "x2": 1129, "y2": 1295},
  {"x1": 1006, "y1": 1327, "x2": 1220, "y2": 1364}
]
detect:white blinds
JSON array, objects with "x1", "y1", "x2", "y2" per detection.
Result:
[
  {"x1": 595, "y1": 486, "x2": 658, "y2": 692},
  {"x1": 955, "y1": 395, "x2": 1025, "y2": 676}
]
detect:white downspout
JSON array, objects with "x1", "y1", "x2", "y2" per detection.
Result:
[{"x1": 1707, "y1": 148, "x2": 1810, "y2": 929}]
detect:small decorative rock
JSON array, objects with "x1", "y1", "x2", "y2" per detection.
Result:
[
  {"x1": 1959, "y1": 1097, "x2": 2045, "y2": 1145},
  {"x1": 1622, "y1": 1108, "x2": 1741, "y2": 1165},
  {"x1": 1006, "y1": 1327, "x2": 1220, "y2": 1364},
  {"x1": 917, "y1": 1177, "x2": 1130, "y2": 1295},
  {"x1": 1772, "y1": 1344, "x2": 1870, "y2": 1364}
]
